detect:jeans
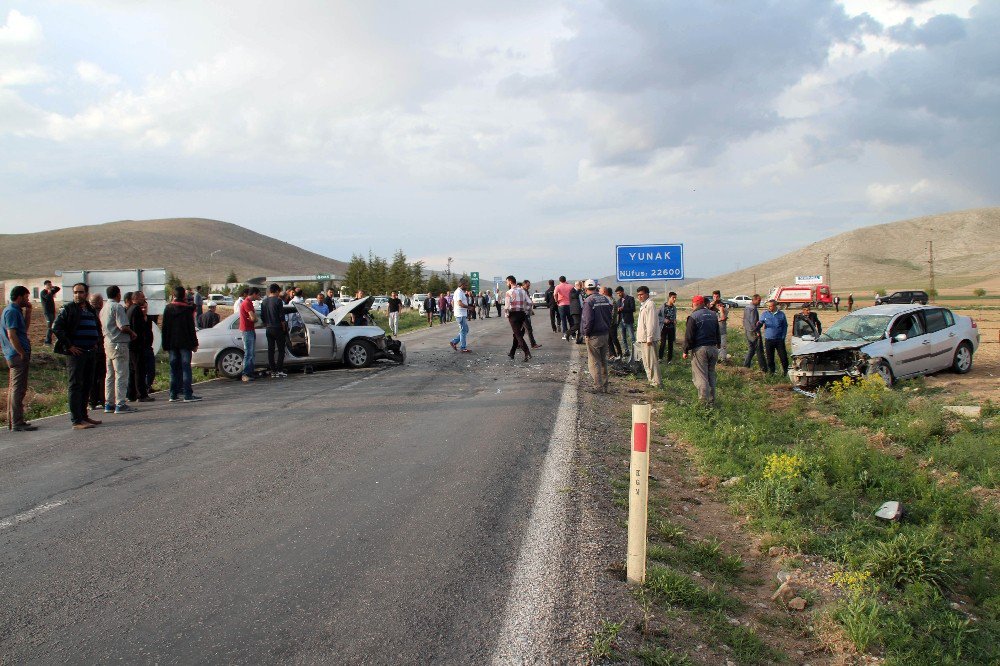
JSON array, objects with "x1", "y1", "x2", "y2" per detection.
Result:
[
  {"x1": 658, "y1": 325, "x2": 676, "y2": 361},
  {"x1": 743, "y1": 336, "x2": 766, "y2": 370},
  {"x1": 242, "y1": 330, "x2": 256, "y2": 377},
  {"x1": 764, "y1": 338, "x2": 789, "y2": 375},
  {"x1": 439, "y1": 309, "x2": 446, "y2": 325},
  {"x1": 585, "y1": 335, "x2": 609, "y2": 391},
  {"x1": 6, "y1": 352, "x2": 30, "y2": 427},
  {"x1": 691, "y1": 346, "x2": 719, "y2": 405},
  {"x1": 619, "y1": 321, "x2": 636, "y2": 359},
  {"x1": 557, "y1": 305, "x2": 571, "y2": 333},
  {"x1": 44, "y1": 315, "x2": 54, "y2": 345},
  {"x1": 169, "y1": 349, "x2": 193, "y2": 398},
  {"x1": 388, "y1": 311, "x2": 399, "y2": 335},
  {"x1": 451, "y1": 316, "x2": 469, "y2": 350},
  {"x1": 105, "y1": 342, "x2": 130, "y2": 406},
  {"x1": 67, "y1": 349, "x2": 96, "y2": 424},
  {"x1": 266, "y1": 327, "x2": 286, "y2": 373}
]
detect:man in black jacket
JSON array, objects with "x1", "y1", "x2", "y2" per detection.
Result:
[
  {"x1": 423, "y1": 293, "x2": 437, "y2": 327},
  {"x1": 260, "y1": 283, "x2": 288, "y2": 378},
  {"x1": 544, "y1": 279, "x2": 558, "y2": 332},
  {"x1": 52, "y1": 282, "x2": 103, "y2": 429},
  {"x1": 581, "y1": 280, "x2": 613, "y2": 392},
  {"x1": 792, "y1": 303, "x2": 822, "y2": 339},
  {"x1": 615, "y1": 286, "x2": 637, "y2": 360},
  {"x1": 161, "y1": 286, "x2": 202, "y2": 402},
  {"x1": 126, "y1": 291, "x2": 154, "y2": 402},
  {"x1": 742, "y1": 294, "x2": 766, "y2": 371},
  {"x1": 40, "y1": 279, "x2": 60, "y2": 345},
  {"x1": 683, "y1": 295, "x2": 722, "y2": 407},
  {"x1": 568, "y1": 281, "x2": 583, "y2": 344}
]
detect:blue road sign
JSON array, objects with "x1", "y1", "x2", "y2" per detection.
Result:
[{"x1": 616, "y1": 244, "x2": 684, "y2": 282}]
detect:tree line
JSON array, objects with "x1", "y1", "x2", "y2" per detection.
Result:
[{"x1": 343, "y1": 250, "x2": 470, "y2": 296}]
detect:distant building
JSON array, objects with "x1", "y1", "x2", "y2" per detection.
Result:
[{"x1": 0, "y1": 275, "x2": 61, "y2": 307}]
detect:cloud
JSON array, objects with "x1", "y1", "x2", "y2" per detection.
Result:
[
  {"x1": 75, "y1": 61, "x2": 121, "y2": 86},
  {"x1": 0, "y1": 9, "x2": 42, "y2": 46}
]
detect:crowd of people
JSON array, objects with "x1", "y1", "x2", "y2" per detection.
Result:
[{"x1": 5, "y1": 276, "x2": 802, "y2": 431}]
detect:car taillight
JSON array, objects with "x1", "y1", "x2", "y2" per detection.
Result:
[{"x1": 971, "y1": 319, "x2": 977, "y2": 328}]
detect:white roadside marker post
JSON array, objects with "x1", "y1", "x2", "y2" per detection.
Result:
[{"x1": 627, "y1": 403, "x2": 651, "y2": 585}]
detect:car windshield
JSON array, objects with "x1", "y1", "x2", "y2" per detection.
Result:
[{"x1": 818, "y1": 314, "x2": 891, "y2": 342}]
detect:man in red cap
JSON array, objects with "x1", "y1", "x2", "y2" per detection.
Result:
[{"x1": 682, "y1": 294, "x2": 721, "y2": 406}]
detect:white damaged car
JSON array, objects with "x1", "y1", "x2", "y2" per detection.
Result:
[
  {"x1": 192, "y1": 297, "x2": 405, "y2": 378},
  {"x1": 788, "y1": 304, "x2": 979, "y2": 389}
]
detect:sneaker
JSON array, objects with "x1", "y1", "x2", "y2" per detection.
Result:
[
  {"x1": 460, "y1": 349, "x2": 471, "y2": 353},
  {"x1": 242, "y1": 376, "x2": 254, "y2": 383},
  {"x1": 115, "y1": 404, "x2": 137, "y2": 414},
  {"x1": 450, "y1": 341, "x2": 458, "y2": 351},
  {"x1": 12, "y1": 423, "x2": 38, "y2": 432},
  {"x1": 561, "y1": 334, "x2": 568, "y2": 340},
  {"x1": 183, "y1": 395, "x2": 203, "y2": 402},
  {"x1": 169, "y1": 395, "x2": 180, "y2": 402},
  {"x1": 104, "y1": 403, "x2": 115, "y2": 414},
  {"x1": 531, "y1": 344, "x2": 542, "y2": 349},
  {"x1": 275, "y1": 371, "x2": 287, "y2": 378}
]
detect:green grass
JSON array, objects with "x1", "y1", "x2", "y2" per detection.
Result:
[
  {"x1": 633, "y1": 645, "x2": 693, "y2": 665},
  {"x1": 590, "y1": 619, "x2": 625, "y2": 660},
  {"x1": 649, "y1": 325, "x2": 1000, "y2": 663}
]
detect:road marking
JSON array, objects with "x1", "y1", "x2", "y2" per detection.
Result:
[
  {"x1": 492, "y1": 350, "x2": 580, "y2": 665},
  {"x1": 0, "y1": 500, "x2": 66, "y2": 531}
]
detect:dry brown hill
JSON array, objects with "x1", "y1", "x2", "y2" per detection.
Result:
[
  {"x1": 0, "y1": 218, "x2": 347, "y2": 284},
  {"x1": 681, "y1": 208, "x2": 1000, "y2": 298}
]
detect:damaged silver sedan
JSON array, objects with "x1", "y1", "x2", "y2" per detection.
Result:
[{"x1": 788, "y1": 305, "x2": 980, "y2": 389}]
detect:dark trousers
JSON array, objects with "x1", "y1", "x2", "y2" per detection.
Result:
[
  {"x1": 44, "y1": 315, "x2": 55, "y2": 344},
  {"x1": 266, "y1": 327, "x2": 287, "y2": 372},
  {"x1": 658, "y1": 325, "x2": 676, "y2": 361},
  {"x1": 569, "y1": 313, "x2": 581, "y2": 341},
  {"x1": 67, "y1": 350, "x2": 96, "y2": 424},
  {"x1": 549, "y1": 306, "x2": 558, "y2": 331},
  {"x1": 557, "y1": 305, "x2": 571, "y2": 333},
  {"x1": 609, "y1": 323, "x2": 622, "y2": 357},
  {"x1": 764, "y1": 339, "x2": 789, "y2": 375},
  {"x1": 127, "y1": 347, "x2": 148, "y2": 400},
  {"x1": 168, "y1": 349, "x2": 193, "y2": 399},
  {"x1": 145, "y1": 348, "x2": 156, "y2": 390},
  {"x1": 508, "y1": 311, "x2": 530, "y2": 357},
  {"x1": 6, "y1": 352, "x2": 29, "y2": 427},
  {"x1": 743, "y1": 336, "x2": 766, "y2": 370},
  {"x1": 523, "y1": 315, "x2": 537, "y2": 346},
  {"x1": 90, "y1": 350, "x2": 106, "y2": 408}
]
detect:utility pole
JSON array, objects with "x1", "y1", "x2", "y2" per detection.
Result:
[
  {"x1": 927, "y1": 240, "x2": 935, "y2": 301},
  {"x1": 823, "y1": 253, "x2": 831, "y2": 291},
  {"x1": 753, "y1": 273, "x2": 757, "y2": 295},
  {"x1": 446, "y1": 257, "x2": 453, "y2": 286}
]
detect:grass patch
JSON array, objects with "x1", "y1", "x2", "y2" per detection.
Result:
[
  {"x1": 633, "y1": 645, "x2": 693, "y2": 665},
  {"x1": 649, "y1": 324, "x2": 1000, "y2": 663},
  {"x1": 590, "y1": 619, "x2": 625, "y2": 660},
  {"x1": 645, "y1": 564, "x2": 739, "y2": 613}
]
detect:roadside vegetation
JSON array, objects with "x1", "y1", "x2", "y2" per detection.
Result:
[{"x1": 606, "y1": 326, "x2": 1000, "y2": 664}]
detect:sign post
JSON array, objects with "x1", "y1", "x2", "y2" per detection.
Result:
[
  {"x1": 470, "y1": 271, "x2": 480, "y2": 293},
  {"x1": 616, "y1": 244, "x2": 684, "y2": 282},
  {"x1": 627, "y1": 403, "x2": 651, "y2": 584}
]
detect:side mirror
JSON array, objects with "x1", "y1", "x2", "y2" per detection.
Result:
[{"x1": 893, "y1": 333, "x2": 907, "y2": 342}]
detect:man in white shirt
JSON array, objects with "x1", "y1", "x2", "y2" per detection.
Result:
[
  {"x1": 635, "y1": 285, "x2": 661, "y2": 388},
  {"x1": 449, "y1": 280, "x2": 471, "y2": 352}
]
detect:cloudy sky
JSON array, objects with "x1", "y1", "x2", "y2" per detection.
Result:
[{"x1": 1, "y1": 0, "x2": 996, "y2": 280}]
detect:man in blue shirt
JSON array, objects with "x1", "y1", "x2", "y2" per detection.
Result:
[
  {"x1": 757, "y1": 299, "x2": 789, "y2": 376},
  {"x1": 3, "y1": 285, "x2": 36, "y2": 431}
]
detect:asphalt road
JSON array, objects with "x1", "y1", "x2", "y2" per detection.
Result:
[{"x1": 0, "y1": 313, "x2": 590, "y2": 664}]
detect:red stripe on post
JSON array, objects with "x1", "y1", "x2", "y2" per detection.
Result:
[{"x1": 633, "y1": 422, "x2": 648, "y2": 453}]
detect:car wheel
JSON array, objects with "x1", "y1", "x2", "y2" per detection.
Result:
[
  {"x1": 951, "y1": 342, "x2": 973, "y2": 374},
  {"x1": 870, "y1": 361, "x2": 894, "y2": 386},
  {"x1": 216, "y1": 348, "x2": 244, "y2": 379},
  {"x1": 343, "y1": 340, "x2": 374, "y2": 368}
]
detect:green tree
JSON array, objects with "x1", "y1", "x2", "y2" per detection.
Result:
[
  {"x1": 427, "y1": 272, "x2": 447, "y2": 295},
  {"x1": 973, "y1": 288, "x2": 987, "y2": 297},
  {"x1": 367, "y1": 251, "x2": 388, "y2": 295},
  {"x1": 225, "y1": 269, "x2": 238, "y2": 284},
  {"x1": 409, "y1": 261, "x2": 426, "y2": 293},
  {"x1": 166, "y1": 271, "x2": 183, "y2": 296},
  {"x1": 343, "y1": 254, "x2": 368, "y2": 294},
  {"x1": 387, "y1": 250, "x2": 411, "y2": 294}
]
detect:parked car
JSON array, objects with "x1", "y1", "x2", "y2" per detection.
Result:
[
  {"x1": 371, "y1": 296, "x2": 390, "y2": 311},
  {"x1": 788, "y1": 304, "x2": 979, "y2": 389},
  {"x1": 532, "y1": 292, "x2": 547, "y2": 308},
  {"x1": 874, "y1": 290, "x2": 929, "y2": 306},
  {"x1": 206, "y1": 293, "x2": 234, "y2": 306},
  {"x1": 731, "y1": 295, "x2": 753, "y2": 308},
  {"x1": 192, "y1": 297, "x2": 405, "y2": 378},
  {"x1": 412, "y1": 293, "x2": 429, "y2": 313}
]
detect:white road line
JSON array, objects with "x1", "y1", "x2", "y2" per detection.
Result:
[
  {"x1": 492, "y1": 351, "x2": 580, "y2": 665},
  {"x1": 0, "y1": 500, "x2": 67, "y2": 531}
]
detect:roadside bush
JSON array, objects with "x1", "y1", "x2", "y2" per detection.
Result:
[
  {"x1": 973, "y1": 288, "x2": 987, "y2": 297},
  {"x1": 858, "y1": 528, "x2": 956, "y2": 592},
  {"x1": 824, "y1": 375, "x2": 908, "y2": 424},
  {"x1": 833, "y1": 592, "x2": 883, "y2": 653},
  {"x1": 928, "y1": 430, "x2": 1000, "y2": 489}
]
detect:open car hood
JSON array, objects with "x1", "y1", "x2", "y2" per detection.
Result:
[
  {"x1": 328, "y1": 296, "x2": 374, "y2": 326},
  {"x1": 791, "y1": 339, "x2": 869, "y2": 356}
]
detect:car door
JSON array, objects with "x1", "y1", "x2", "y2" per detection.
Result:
[
  {"x1": 884, "y1": 312, "x2": 929, "y2": 378},
  {"x1": 921, "y1": 308, "x2": 956, "y2": 372},
  {"x1": 294, "y1": 303, "x2": 335, "y2": 359}
]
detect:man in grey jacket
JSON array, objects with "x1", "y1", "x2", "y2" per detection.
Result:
[{"x1": 742, "y1": 294, "x2": 766, "y2": 371}]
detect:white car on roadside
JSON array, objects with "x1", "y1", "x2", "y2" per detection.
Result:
[
  {"x1": 531, "y1": 292, "x2": 547, "y2": 308},
  {"x1": 789, "y1": 304, "x2": 980, "y2": 389},
  {"x1": 731, "y1": 295, "x2": 753, "y2": 308}
]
